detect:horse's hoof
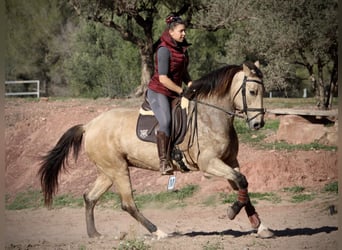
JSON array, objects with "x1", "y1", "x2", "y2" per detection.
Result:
[
  {"x1": 88, "y1": 231, "x2": 102, "y2": 238},
  {"x1": 257, "y1": 223, "x2": 274, "y2": 239},
  {"x1": 227, "y1": 201, "x2": 244, "y2": 220},
  {"x1": 227, "y1": 206, "x2": 237, "y2": 220},
  {"x1": 153, "y1": 229, "x2": 169, "y2": 240}
]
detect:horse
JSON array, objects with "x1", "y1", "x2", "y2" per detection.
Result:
[{"x1": 38, "y1": 61, "x2": 274, "y2": 239}]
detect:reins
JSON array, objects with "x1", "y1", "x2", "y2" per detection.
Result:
[{"x1": 196, "y1": 100, "x2": 244, "y2": 118}]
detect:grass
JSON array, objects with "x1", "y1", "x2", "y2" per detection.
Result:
[
  {"x1": 117, "y1": 239, "x2": 151, "y2": 250},
  {"x1": 219, "y1": 191, "x2": 281, "y2": 204},
  {"x1": 133, "y1": 184, "x2": 199, "y2": 209},
  {"x1": 282, "y1": 185, "x2": 316, "y2": 203},
  {"x1": 6, "y1": 182, "x2": 337, "y2": 210},
  {"x1": 282, "y1": 183, "x2": 338, "y2": 203},
  {"x1": 264, "y1": 97, "x2": 338, "y2": 109},
  {"x1": 323, "y1": 181, "x2": 338, "y2": 193},
  {"x1": 283, "y1": 186, "x2": 305, "y2": 193},
  {"x1": 5, "y1": 189, "x2": 43, "y2": 210},
  {"x1": 6, "y1": 184, "x2": 199, "y2": 210},
  {"x1": 249, "y1": 192, "x2": 282, "y2": 203},
  {"x1": 291, "y1": 193, "x2": 316, "y2": 203}
]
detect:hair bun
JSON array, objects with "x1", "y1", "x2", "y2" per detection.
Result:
[
  {"x1": 165, "y1": 16, "x2": 174, "y2": 25},
  {"x1": 165, "y1": 15, "x2": 182, "y2": 25}
]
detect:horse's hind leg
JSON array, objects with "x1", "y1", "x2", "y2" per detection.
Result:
[
  {"x1": 84, "y1": 173, "x2": 113, "y2": 237},
  {"x1": 112, "y1": 166, "x2": 168, "y2": 239}
]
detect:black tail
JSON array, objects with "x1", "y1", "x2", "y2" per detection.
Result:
[{"x1": 38, "y1": 124, "x2": 84, "y2": 207}]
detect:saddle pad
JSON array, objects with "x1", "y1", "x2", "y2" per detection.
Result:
[
  {"x1": 136, "y1": 97, "x2": 189, "y2": 145},
  {"x1": 136, "y1": 113, "x2": 159, "y2": 143}
]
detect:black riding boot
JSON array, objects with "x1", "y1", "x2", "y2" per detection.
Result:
[{"x1": 156, "y1": 131, "x2": 174, "y2": 175}]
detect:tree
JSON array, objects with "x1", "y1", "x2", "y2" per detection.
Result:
[
  {"x1": 64, "y1": 20, "x2": 140, "y2": 98},
  {"x1": 5, "y1": 0, "x2": 75, "y2": 96},
  {"x1": 222, "y1": 0, "x2": 338, "y2": 107},
  {"x1": 69, "y1": 0, "x2": 252, "y2": 96}
]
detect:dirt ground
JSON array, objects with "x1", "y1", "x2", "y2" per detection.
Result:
[{"x1": 4, "y1": 98, "x2": 338, "y2": 249}]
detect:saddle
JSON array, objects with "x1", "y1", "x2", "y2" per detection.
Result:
[{"x1": 136, "y1": 93, "x2": 189, "y2": 146}]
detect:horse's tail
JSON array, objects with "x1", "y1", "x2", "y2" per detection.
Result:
[{"x1": 38, "y1": 124, "x2": 85, "y2": 207}]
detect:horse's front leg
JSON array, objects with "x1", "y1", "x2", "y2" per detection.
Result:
[{"x1": 202, "y1": 157, "x2": 274, "y2": 238}]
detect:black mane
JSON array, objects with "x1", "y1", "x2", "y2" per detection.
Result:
[{"x1": 184, "y1": 62, "x2": 262, "y2": 100}]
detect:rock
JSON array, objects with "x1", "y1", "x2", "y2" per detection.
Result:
[{"x1": 276, "y1": 115, "x2": 337, "y2": 146}]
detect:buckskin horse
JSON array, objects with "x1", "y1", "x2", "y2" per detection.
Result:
[{"x1": 38, "y1": 61, "x2": 274, "y2": 239}]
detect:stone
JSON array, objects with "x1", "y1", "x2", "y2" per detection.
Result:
[{"x1": 276, "y1": 115, "x2": 337, "y2": 145}]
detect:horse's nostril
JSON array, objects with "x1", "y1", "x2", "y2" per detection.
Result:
[{"x1": 253, "y1": 122, "x2": 260, "y2": 129}]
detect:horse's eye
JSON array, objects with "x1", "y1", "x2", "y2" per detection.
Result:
[{"x1": 249, "y1": 90, "x2": 257, "y2": 96}]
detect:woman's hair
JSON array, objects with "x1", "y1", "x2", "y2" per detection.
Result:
[{"x1": 165, "y1": 13, "x2": 186, "y2": 30}]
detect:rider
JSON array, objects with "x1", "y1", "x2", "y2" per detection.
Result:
[{"x1": 147, "y1": 13, "x2": 192, "y2": 175}]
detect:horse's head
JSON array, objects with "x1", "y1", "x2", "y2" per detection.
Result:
[{"x1": 231, "y1": 61, "x2": 265, "y2": 130}]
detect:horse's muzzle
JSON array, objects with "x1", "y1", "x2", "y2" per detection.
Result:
[{"x1": 249, "y1": 119, "x2": 264, "y2": 130}]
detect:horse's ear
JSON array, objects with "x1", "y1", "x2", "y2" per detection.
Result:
[
  {"x1": 243, "y1": 63, "x2": 251, "y2": 76},
  {"x1": 254, "y1": 61, "x2": 260, "y2": 68}
]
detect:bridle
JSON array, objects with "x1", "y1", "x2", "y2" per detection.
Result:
[
  {"x1": 232, "y1": 75, "x2": 266, "y2": 122},
  {"x1": 196, "y1": 75, "x2": 266, "y2": 122}
]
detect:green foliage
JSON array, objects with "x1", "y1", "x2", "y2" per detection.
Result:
[
  {"x1": 133, "y1": 184, "x2": 199, "y2": 208},
  {"x1": 219, "y1": 193, "x2": 237, "y2": 204},
  {"x1": 5, "y1": 0, "x2": 74, "y2": 95},
  {"x1": 283, "y1": 186, "x2": 305, "y2": 193},
  {"x1": 6, "y1": 189, "x2": 43, "y2": 210},
  {"x1": 249, "y1": 192, "x2": 281, "y2": 203},
  {"x1": 291, "y1": 193, "x2": 315, "y2": 203},
  {"x1": 5, "y1": 190, "x2": 84, "y2": 210},
  {"x1": 6, "y1": 185, "x2": 199, "y2": 211},
  {"x1": 187, "y1": 29, "x2": 230, "y2": 79},
  {"x1": 223, "y1": 0, "x2": 337, "y2": 99},
  {"x1": 220, "y1": 191, "x2": 281, "y2": 204},
  {"x1": 323, "y1": 182, "x2": 338, "y2": 193},
  {"x1": 118, "y1": 239, "x2": 151, "y2": 250},
  {"x1": 52, "y1": 194, "x2": 84, "y2": 208},
  {"x1": 283, "y1": 186, "x2": 317, "y2": 203},
  {"x1": 64, "y1": 21, "x2": 140, "y2": 98},
  {"x1": 5, "y1": 0, "x2": 337, "y2": 100}
]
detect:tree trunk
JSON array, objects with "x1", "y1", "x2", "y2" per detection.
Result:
[
  {"x1": 134, "y1": 45, "x2": 154, "y2": 97},
  {"x1": 316, "y1": 58, "x2": 325, "y2": 109},
  {"x1": 325, "y1": 57, "x2": 338, "y2": 109}
]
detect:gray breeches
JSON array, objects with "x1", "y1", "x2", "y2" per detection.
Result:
[{"x1": 147, "y1": 89, "x2": 171, "y2": 136}]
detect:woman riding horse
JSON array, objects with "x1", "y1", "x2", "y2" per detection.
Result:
[{"x1": 38, "y1": 61, "x2": 274, "y2": 239}]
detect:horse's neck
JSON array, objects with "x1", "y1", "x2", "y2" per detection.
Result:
[{"x1": 195, "y1": 96, "x2": 234, "y2": 134}]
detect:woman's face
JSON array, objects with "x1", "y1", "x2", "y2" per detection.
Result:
[{"x1": 169, "y1": 24, "x2": 186, "y2": 43}]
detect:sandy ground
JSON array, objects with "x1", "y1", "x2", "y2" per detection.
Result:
[
  {"x1": 5, "y1": 193, "x2": 338, "y2": 249},
  {"x1": 4, "y1": 98, "x2": 338, "y2": 249}
]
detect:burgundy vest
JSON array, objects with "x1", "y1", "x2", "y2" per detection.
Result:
[{"x1": 148, "y1": 30, "x2": 190, "y2": 98}]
